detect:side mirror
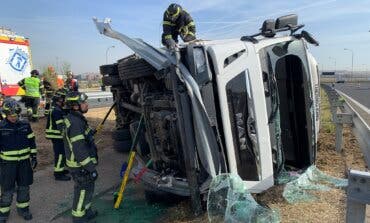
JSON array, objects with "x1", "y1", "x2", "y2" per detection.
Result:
[
  {"x1": 301, "y1": 30, "x2": 319, "y2": 46},
  {"x1": 275, "y1": 14, "x2": 298, "y2": 29},
  {"x1": 261, "y1": 19, "x2": 276, "y2": 37}
]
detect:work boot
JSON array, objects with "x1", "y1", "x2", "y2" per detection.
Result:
[
  {"x1": 54, "y1": 173, "x2": 71, "y2": 181},
  {"x1": 0, "y1": 217, "x2": 7, "y2": 223},
  {"x1": 17, "y1": 207, "x2": 32, "y2": 221},
  {"x1": 85, "y1": 209, "x2": 98, "y2": 220},
  {"x1": 63, "y1": 169, "x2": 70, "y2": 175}
]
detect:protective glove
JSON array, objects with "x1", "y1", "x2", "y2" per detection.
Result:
[
  {"x1": 30, "y1": 155, "x2": 37, "y2": 169},
  {"x1": 165, "y1": 39, "x2": 177, "y2": 50}
]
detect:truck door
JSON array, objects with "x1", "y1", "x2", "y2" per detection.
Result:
[{"x1": 208, "y1": 42, "x2": 274, "y2": 193}]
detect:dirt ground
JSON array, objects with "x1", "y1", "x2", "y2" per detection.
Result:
[
  {"x1": 31, "y1": 107, "x2": 116, "y2": 170},
  {"x1": 31, "y1": 89, "x2": 367, "y2": 222}
]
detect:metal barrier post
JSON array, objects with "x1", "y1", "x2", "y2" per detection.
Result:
[
  {"x1": 346, "y1": 170, "x2": 370, "y2": 223},
  {"x1": 335, "y1": 113, "x2": 353, "y2": 152}
]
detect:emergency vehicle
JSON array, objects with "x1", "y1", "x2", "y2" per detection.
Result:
[{"x1": 0, "y1": 27, "x2": 32, "y2": 96}]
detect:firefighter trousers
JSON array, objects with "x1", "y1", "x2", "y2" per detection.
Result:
[
  {"x1": 0, "y1": 160, "x2": 33, "y2": 220},
  {"x1": 71, "y1": 169, "x2": 95, "y2": 222},
  {"x1": 52, "y1": 139, "x2": 66, "y2": 174},
  {"x1": 24, "y1": 97, "x2": 40, "y2": 121}
]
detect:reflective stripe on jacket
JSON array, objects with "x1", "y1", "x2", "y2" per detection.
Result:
[
  {"x1": 63, "y1": 111, "x2": 97, "y2": 171},
  {"x1": 161, "y1": 9, "x2": 196, "y2": 45},
  {"x1": 0, "y1": 119, "x2": 36, "y2": 161},
  {"x1": 45, "y1": 105, "x2": 66, "y2": 139}
]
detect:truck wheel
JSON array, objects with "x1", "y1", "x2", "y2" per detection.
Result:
[
  {"x1": 113, "y1": 140, "x2": 132, "y2": 153},
  {"x1": 102, "y1": 75, "x2": 122, "y2": 86},
  {"x1": 100, "y1": 64, "x2": 118, "y2": 76},
  {"x1": 112, "y1": 128, "x2": 131, "y2": 141},
  {"x1": 118, "y1": 54, "x2": 156, "y2": 80}
]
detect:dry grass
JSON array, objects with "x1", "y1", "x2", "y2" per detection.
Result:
[{"x1": 31, "y1": 107, "x2": 116, "y2": 170}]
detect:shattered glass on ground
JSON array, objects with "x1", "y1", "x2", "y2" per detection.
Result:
[
  {"x1": 207, "y1": 174, "x2": 280, "y2": 223},
  {"x1": 282, "y1": 165, "x2": 348, "y2": 203}
]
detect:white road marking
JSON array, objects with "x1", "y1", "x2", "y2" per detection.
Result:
[{"x1": 336, "y1": 89, "x2": 370, "y2": 114}]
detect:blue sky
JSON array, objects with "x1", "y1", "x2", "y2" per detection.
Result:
[{"x1": 1, "y1": 0, "x2": 370, "y2": 74}]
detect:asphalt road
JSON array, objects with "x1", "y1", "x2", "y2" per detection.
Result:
[{"x1": 333, "y1": 82, "x2": 370, "y2": 109}]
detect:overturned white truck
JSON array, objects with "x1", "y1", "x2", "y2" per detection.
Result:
[{"x1": 94, "y1": 14, "x2": 320, "y2": 212}]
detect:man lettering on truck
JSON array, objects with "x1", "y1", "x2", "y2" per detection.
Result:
[
  {"x1": 162, "y1": 3, "x2": 196, "y2": 50},
  {"x1": 18, "y1": 69, "x2": 44, "y2": 122}
]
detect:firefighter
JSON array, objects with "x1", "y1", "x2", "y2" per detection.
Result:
[
  {"x1": 43, "y1": 77, "x2": 55, "y2": 116},
  {"x1": 65, "y1": 71, "x2": 79, "y2": 92},
  {"x1": 45, "y1": 88, "x2": 71, "y2": 181},
  {"x1": 18, "y1": 69, "x2": 44, "y2": 122},
  {"x1": 0, "y1": 98, "x2": 37, "y2": 222},
  {"x1": 63, "y1": 91, "x2": 98, "y2": 223},
  {"x1": 162, "y1": 3, "x2": 196, "y2": 49}
]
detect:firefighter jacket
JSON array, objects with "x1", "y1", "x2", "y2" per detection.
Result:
[
  {"x1": 45, "y1": 105, "x2": 66, "y2": 139},
  {"x1": 65, "y1": 78, "x2": 79, "y2": 92},
  {"x1": 18, "y1": 77, "x2": 44, "y2": 98},
  {"x1": 0, "y1": 119, "x2": 36, "y2": 162},
  {"x1": 162, "y1": 9, "x2": 196, "y2": 45},
  {"x1": 63, "y1": 111, "x2": 97, "y2": 172}
]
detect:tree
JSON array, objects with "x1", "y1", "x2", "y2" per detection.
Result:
[
  {"x1": 41, "y1": 66, "x2": 58, "y2": 90},
  {"x1": 60, "y1": 61, "x2": 71, "y2": 77}
]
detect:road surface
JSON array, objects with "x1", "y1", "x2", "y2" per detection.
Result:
[{"x1": 333, "y1": 82, "x2": 370, "y2": 109}]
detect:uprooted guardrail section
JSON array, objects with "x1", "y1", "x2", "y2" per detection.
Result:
[{"x1": 321, "y1": 84, "x2": 370, "y2": 223}]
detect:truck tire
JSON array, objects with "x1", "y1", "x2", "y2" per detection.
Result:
[
  {"x1": 118, "y1": 55, "x2": 156, "y2": 80},
  {"x1": 112, "y1": 128, "x2": 131, "y2": 141},
  {"x1": 113, "y1": 140, "x2": 132, "y2": 153},
  {"x1": 102, "y1": 75, "x2": 121, "y2": 86},
  {"x1": 100, "y1": 64, "x2": 118, "y2": 76}
]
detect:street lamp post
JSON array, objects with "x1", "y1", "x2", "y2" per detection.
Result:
[
  {"x1": 344, "y1": 48, "x2": 354, "y2": 82},
  {"x1": 106, "y1": 45, "x2": 115, "y2": 64},
  {"x1": 329, "y1": 57, "x2": 337, "y2": 83},
  {"x1": 328, "y1": 57, "x2": 336, "y2": 72}
]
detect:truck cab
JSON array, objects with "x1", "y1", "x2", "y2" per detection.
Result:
[{"x1": 94, "y1": 14, "x2": 320, "y2": 205}]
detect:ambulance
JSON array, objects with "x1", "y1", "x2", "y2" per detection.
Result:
[{"x1": 0, "y1": 27, "x2": 32, "y2": 96}]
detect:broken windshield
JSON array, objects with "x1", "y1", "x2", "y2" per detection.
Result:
[{"x1": 260, "y1": 39, "x2": 314, "y2": 173}]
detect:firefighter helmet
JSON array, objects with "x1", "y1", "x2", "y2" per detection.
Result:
[
  {"x1": 2, "y1": 98, "x2": 21, "y2": 116},
  {"x1": 52, "y1": 88, "x2": 68, "y2": 102},
  {"x1": 30, "y1": 69, "x2": 39, "y2": 76},
  {"x1": 166, "y1": 4, "x2": 182, "y2": 21},
  {"x1": 65, "y1": 91, "x2": 88, "y2": 108}
]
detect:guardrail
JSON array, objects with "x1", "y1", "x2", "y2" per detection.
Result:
[
  {"x1": 321, "y1": 84, "x2": 370, "y2": 223},
  {"x1": 87, "y1": 96, "x2": 114, "y2": 108}
]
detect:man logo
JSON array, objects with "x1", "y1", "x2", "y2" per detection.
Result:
[{"x1": 8, "y1": 48, "x2": 28, "y2": 72}]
